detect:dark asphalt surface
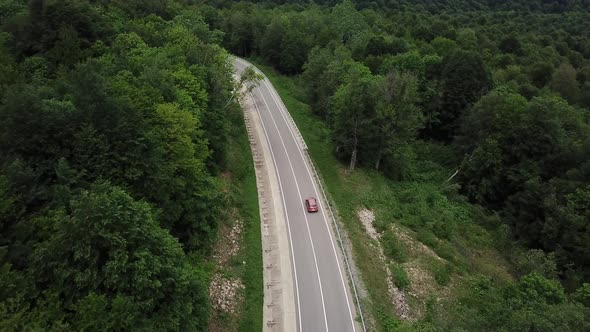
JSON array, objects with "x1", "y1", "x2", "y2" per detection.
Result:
[{"x1": 234, "y1": 58, "x2": 358, "y2": 332}]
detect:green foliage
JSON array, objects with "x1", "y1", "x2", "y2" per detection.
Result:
[
  {"x1": 0, "y1": 176, "x2": 12, "y2": 220},
  {"x1": 330, "y1": 61, "x2": 376, "y2": 170},
  {"x1": 381, "y1": 230, "x2": 408, "y2": 263},
  {"x1": 512, "y1": 249, "x2": 558, "y2": 279},
  {"x1": 380, "y1": 51, "x2": 429, "y2": 77},
  {"x1": 550, "y1": 62, "x2": 581, "y2": 104},
  {"x1": 6, "y1": 0, "x2": 109, "y2": 59},
  {"x1": 528, "y1": 61, "x2": 555, "y2": 88},
  {"x1": 0, "y1": 33, "x2": 17, "y2": 89},
  {"x1": 255, "y1": 60, "x2": 590, "y2": 331},
  {"x1": 113, "y1": 0, "x2": 179, "y2": 19},
  {"x1": 225, "y1": 105, "x2": 263, "y2": 331},
  {"x1": 38, "y1": 183, "x2": 209, "y2": 330},
  {"x1": 0, "y1": 1, "x2": 237, "y2": 328},
  {"x1": 513, "y1": 273, "x2": 566, "y2": 304},
  {"x1": 573, "y1": 283, "x2": 590, "y2": 307},
  {"x1": 432, "y1": 262, "x2": 453, "y2": 286},
  {"x1": 178, "y1": 0, "x2": 590, "y2": 328},
  {"x1": 0, "y1": 183, "x2": 210, "y2": 330},
  {"x1": 372, "y1": 71, "x2": 422, "y2": 178},
  {"x1": 331, "y1": 0, "x2": 369, "y2": 44},
  {"x1": 499, "y1": 36, "x2": 522, "y2": 54},
  {"x1": 430, "y1": 37, "x2": 457, "y2": 58},
  {"x1": 439, "y1": 274, "x2": 589, "y2": 331},
  {"x1": 435, "y1": 49, "x2": 492, "y2": 139},
  {"x1": 302, "y1": 45, "x2": 353, "y2": 120},
  {"x1": 458, "y1": 91, "x2": 590, "y2": 287},
  {"x1": 390, "y1": 264, "x2": 410, "y2": 290}
]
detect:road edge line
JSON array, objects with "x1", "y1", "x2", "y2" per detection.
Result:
[{"x1": 235, "y1": 69, "x2": 298, "y2": 332}]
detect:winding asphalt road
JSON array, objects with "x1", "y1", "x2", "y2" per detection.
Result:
[{"x1": 233, "y1": 58, "x2": 359, "y2": 332}]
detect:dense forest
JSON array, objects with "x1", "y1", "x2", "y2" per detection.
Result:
[
  {"x1": 0, "y1": 0, "x2": 238, "y2": 329},
  {"x1": 200, "y1": 0, "x2": 590, "y2": 329},
  {"x1": 2, "y1": 0, "x2": 590, "y2": 330}
]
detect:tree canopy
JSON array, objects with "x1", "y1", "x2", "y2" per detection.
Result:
[
  {"x1": 0, "y1": 0, "x2": 236, "y2": 328},
  {"x1": 2, "y1": 0, "x2": 590, "y2": 329},
  {"x1": 202, "y1": 0, "x2": 590, "y2": 329}
]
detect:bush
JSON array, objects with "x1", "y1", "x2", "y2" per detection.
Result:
[
  {"x1": 382, "y1": 229, "x2": 408, "y2": 262},
  {"x1": 390, "y1": 263, "x2": 410, "y2": 290},
  {"x1": 573, "y1": 283, "x2": 590, "y2": 307},
  {"x1": 433, "y1": 262, "x2": 453, "y2": 286},
  {"x1": 416, "y1": 229, "x2": 457, "y2": 262},
  {"x1": 512, "y1": 249, "x2": 558, "y2": 279}
]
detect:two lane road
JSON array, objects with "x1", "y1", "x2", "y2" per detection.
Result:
[{"x1": 234, "y1": 58, "x2": 360, "y2": 332}]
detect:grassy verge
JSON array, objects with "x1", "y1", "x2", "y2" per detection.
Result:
[
  {"x1": 248, "y1": 58, "x2": 514, "y2": 331},
  {"x1": 224, "y1": 104, "x2": 263, "y2": 331},
  {"x1": 249, "y1": 59, "x2": 398, "y2": 330}
]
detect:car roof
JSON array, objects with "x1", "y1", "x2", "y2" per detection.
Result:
[{"x1": 307, "y1": 197, "x2": 317, "y2": 203}]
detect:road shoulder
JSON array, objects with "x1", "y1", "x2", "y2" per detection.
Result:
[{"x1": 239, "y1": 86, "x2": 297, "y2": 332}]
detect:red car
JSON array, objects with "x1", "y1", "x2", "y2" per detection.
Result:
[{"x1": 305, "y1": 197, "x2": 318, "y2": 213}]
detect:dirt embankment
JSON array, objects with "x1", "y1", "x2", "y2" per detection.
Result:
[
  {"x1": 208, "y1": 217, "x2": 245, "y2": 332},
  {"x1": 357, "y1": 208, "x2": 411, "y2": 320}
]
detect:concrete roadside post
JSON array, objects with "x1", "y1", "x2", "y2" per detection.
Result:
[{"x1": 236, "y1": 74, "x2": 297, "y2": 332}]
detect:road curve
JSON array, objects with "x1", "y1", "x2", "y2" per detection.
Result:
[{"x1": 234, "y1": 58, "x2": 360, "y2": 332}]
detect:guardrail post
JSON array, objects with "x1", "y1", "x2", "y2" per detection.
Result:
[{"x1": 236, "y1": 57, "x2": 367, "y2": 332}]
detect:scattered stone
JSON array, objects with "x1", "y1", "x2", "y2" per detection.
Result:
[
  {"x1": 386, "y1": 268, "x2": 411, "y2": 320},
  {"x1": 357, "y1": 208, "x2": 379, "y2": 241},
  {"x1": 357, "y1": 208, "x2": 412, "y2": 320},
  {"x1": 208, "y1": 215, "x2": 246, "y2": 331},
  {"x1": 212, "y1": 218, "x2": 244, "y2": 265},
  {"x1": 405, "y1": 264, "x2": 437, "y2": 300},
  {"x1": 209, "y1": 273, "x2": 245, "y2": 314}
]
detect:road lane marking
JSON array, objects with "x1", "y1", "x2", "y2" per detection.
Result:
[
  {"x1": 256, "y1": 86, "x2": 330, "y2": 332},
  {"x1": 236, "y1": 57, "x2": 356, "y2": 331},
  {"x1": 261, "y1": 78, "x2": 357, "y2": 332},
  {"x1": 248, "y1": 89, "x2": 303, "y2": 332}
]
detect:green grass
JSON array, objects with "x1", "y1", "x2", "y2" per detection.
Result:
[
  {"x1": 382, "y1": 230, "x2": 409, "y2": 263},
  {"x1": 226, "y1": 104, "x2": 263, "y2": 331},
  {"x1": 249, "y1": 59, "x2": 398, "y2": 331},
  {"x1": 432, "y1": 262, "x2": 453, "y2": 286},
  {"x1": 390, "y1": 264, "x2": 410, "y2": 290},
  {"x1": 247, "y1": 58, "x2": 515, "y2": 331}
]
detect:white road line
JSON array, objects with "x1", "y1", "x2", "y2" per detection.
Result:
[
  {"x1": 236, "y1": 57, "x2": 356, "y2": 331},
  {"x1": 261, "y1": 78, "x2": 357, "y2": 331},
  {"x1": 249, "y1": 91, "x2": 303, "y2": 332},
  {"x1": 256, "y1": 86, "x2": 330, "y2": 332}
]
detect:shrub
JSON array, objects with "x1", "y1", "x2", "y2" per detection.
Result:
[
  {"x1": 512, "y1": 249, "x2": 558, "y2": 279},
  {"x1": 390, "y1": 263, "x2": 410, "y2": 290},
  {"x1": 417, "y1": 229, "x2": 457, "y2": 262},
  {"x1": 382, "y1": 229, "x2": 408, "y2": 263},
  {"x1": 433, "y1": 262, "x2": 453, "y2": 286}
]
